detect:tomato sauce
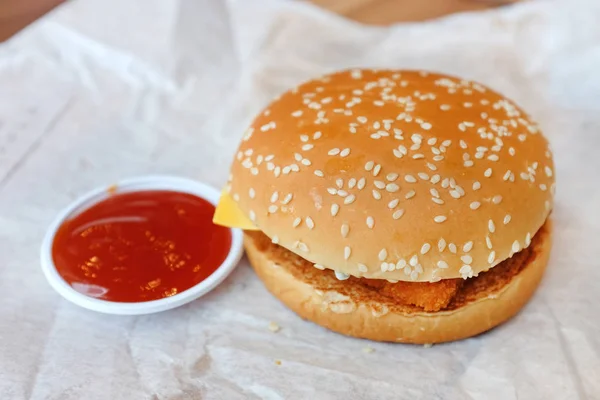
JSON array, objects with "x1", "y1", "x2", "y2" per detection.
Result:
[{"x1": 52, "y1": 190, "x2": 232, "y2": 302}]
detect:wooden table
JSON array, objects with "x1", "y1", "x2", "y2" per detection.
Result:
[
  {"x1": 0, "y1": 0, "x2": 519, "y2": 42},
  {"x1": 308, "y1": 0, "x2": 518, "y2": 25},
  {"x1": 0, "y1": 0, "x2": 65, "y2": 42}
]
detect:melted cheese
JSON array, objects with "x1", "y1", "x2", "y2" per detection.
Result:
[{"x1": 212, "y1": 191, "x2": 259, "y2": 230}]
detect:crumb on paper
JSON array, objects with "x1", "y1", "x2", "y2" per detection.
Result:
[
  {"x1": 107, "y1": 184, "x2": 118, "y2": 195},
  {"x1": 423, "y1": 343, "x2": 433, "y2": 348},
  {"x1": 275, "y1": 360, "x2": 282, "y2": 365},
  {"x1": 362, "y1": 345, "x2": 375, "y2": 354},
  {"x1": 268, "y1": 321, "x2": 281, "y2": 333}
]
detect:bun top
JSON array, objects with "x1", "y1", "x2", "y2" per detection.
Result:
[{"x1": 228, "y1": 69, "x2": 555, "y2": 282}]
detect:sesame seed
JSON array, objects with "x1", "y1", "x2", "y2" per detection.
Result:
[
  {"x1": 270, "y1": 192, "x2": 279, "y2": 203},
  {"x1": 437, "y1": 261, "x2": 449, "y2": 269},
  {"x1": 366, "y1": 216, "x2": 374, "y2": 229},
  {"x1": 344, "y1": 246, "x2": 351, "y2": 260},
  {"x1": 302, "y1": 144, "x2": 313, "y2": 151},
  {"x1": 344, "y1": 195, "x2": 356, "y2": 204},
  {"x1": 327, "y1": 188, "x2": 337, "y2": 195},
  {"x1": 441, "y1": 179, "x2": 449, "y2": 189},
  {"x1": 509, "y1": 147, "x2": 516, "y2": 156},
  {"x1": 380, "y1": 262, "x2": 389, "y2": 272},
  {"x1": 282, "y1": 166, "x2": 291, "y2": 175},
  {"x1": 460, "y1": 265, "x2": 473, "y2": 279},
  {"x1": 421, "y1": 243, "x2": 431, "y2": 254},
  {"x1": 463, "y1": 241, "x2": 474, "y2": 252},
  {"x1": 301, "y1": 159, "x2": 311, "y2": 166},
  {"x1": 314, "y1": 263, "x2": 325, "y2": 270},
  {"x1": 249, "y1": 188, "x2": 256, "y2": 199},
  {"x1": 294, "y1": 153, "x2": 302, "y2": 162},
  {"x1": 388, "y1": 199, "x2": 399, "y2": 209},
  {"x1": 545, "y1": 166, "x2": 553, "y2": 177},
  {"x1": 271, "y1": 235, "x2": 279, "y2": 244},
  {"x1": 373, "y1": 164, "x2": 381, "y2": 176},
  {"x1": 418, "y1": 172, "x2": 429, "y2": 180},
  {"x1": 488, "y1": 154, "x2": 499, "y2": 162},
  {"x1": 365, "y1": 161, "x2": 374, "y2": 171},
  {"x1": 298, "y1": 242, "x2": 309, "y2": 252},
  {"x1": 372, "y1": 190, "x2": 382, "y2": 200},
  {"x1": 336, "y1": 178, "x2": 343, "y2": 188},
  {"x1": 274, "y1": 167, "x2": 281, "y2": 177},
  {"x1": 437, "y1": 238, "x2": 446, "y2": 252},
  {"x1": 331, "y1": 204, "x2": 339, "y2": 216},
  {"x1": 387, "y1": 173, "x2": 399, "y2": 181},
  {"x1": 378, "y1": 249, "x2": 387, "y2": 261},
  {"x1": 358, "y1": 264, "x2": 368, "y2": 273},
  {"x1": 340, "y1": 148, "x2": 351, "y2": 157},
  {"x1": 292, "y1": 217, "x2": 301, "y2": 228},
  {"x1": 313, "y1": 131, "x2": 322, "y2": 140},
  {"x1": 434, "y1": 215, "x2": 447, "y2": 223},
  {"x1": 470, "y1": 201, "x2": 481, "y2": 210},
  {"x1": 405, "y1": 190, "x2": 416, "y2": 199},
  {"x1": 460, "y1": 140, "x2": 468, "y2": 149},
  {"x1": 405, "y1": 175, "x2": 416, "y2": 183},
  {"x1": 328, "y1": 148, "x2": 340, "y2": 156},
  {"x1": 396, "y1": 259, "x2": 407, "y2": 270},
  {"x1": 512, "y1": 240, "x2": 520, "y2": 253},
  {"x1": 233, "y1": 193, "x2": 240, "y2": 202},
  {"x1": 461, "y1": 255, "x2": 473, "y2": 264},
  {"x1": 386, "y1": 183, "x2": 400, "y2": 192},
  {"x1": 433, "y1": 155, "x2": 444, "y2": 161},
  {"x1": 268, "y1": 205, "x2": 278, "y2": 213},
  {"x1": 392, "y1": 209, "x2": 405, "y2": 219},
  {"x1": 539, "y1": 183, "x2": 547, "y2": 191},
  {"x1": 449, "y1": 243, "x2": 457, "y2": 254},
  {"x1": 488, "y1": 219, "x2": 495, "y2": 233},
  {"x1": 440, "y1": 104, "x2": 451, "y2": 111},
  {"x1": 431, "y1": 175, "x2": 441, "y2": 184},
  {"x1": 314, "y1": 170, "x2": 324, "y2": 177},
  {"x1": 421, "y1": 122, "x2": 432, "y2": 130},
  {"x1": 357, "y1": 116, "x2": 367, "y2": 124},
  {"x1": 409, "y1": 255, "x2": 418, "y2": 267},
  {"x1": 374, "y1": 180, "x2": 386, "y2": 189},
  {"x1": 464, "y1": 160, "x2": 474, "y2": 167},
  {"x1": 486, "y1": 236, "x2": 493, "y2": 249},
  {"x1": 300, "y1": 134, "x2": 309, "y2": 142},
  {"x1": 484, "y1": 168, "x2": 492, "y2": 177},
  {"x1": 250, "y1": 168, "x2": 259, "y2": 176},
  {"x1": 341, "y1": 223, "x2": 349, "y2": 238},
  {"x1": 492, "y1": 195, "x2": 502, "y2": 204},
  {"x1": 249, "y1": 210, "x2": 256, "y2": 221},
  {"x1": 473, "y1": 181, "x2": 481, "y2": 191},
  {"x1": 450, "y1": 190, "x2": 461, "y2": 199},
  {"x1": 357, "y1": 178, "x2": 366, "y2": 190}
]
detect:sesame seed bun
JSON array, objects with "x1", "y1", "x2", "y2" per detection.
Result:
[
  {"x1": 244, "y1": 220, "x2": 552, "y2": 344},
  {"x1": 229, "y1": 69, "x2": 555, "y2": 282}
]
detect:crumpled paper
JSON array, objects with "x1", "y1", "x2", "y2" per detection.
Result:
[{"x1": 1, "y1": 0, "x2": 599, "y2": 399}]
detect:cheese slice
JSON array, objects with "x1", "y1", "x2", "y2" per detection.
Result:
[{"x1": 213, "y1": 190, "x2": 259, "y2": 230}]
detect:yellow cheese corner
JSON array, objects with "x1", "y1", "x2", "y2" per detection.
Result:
[{"x1": 213, "y1": 190, "x2": 259, "y2": 230}]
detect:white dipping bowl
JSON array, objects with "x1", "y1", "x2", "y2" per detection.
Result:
[{"x1": 40, "y1": 175, "x2": 244, "y2": 315}]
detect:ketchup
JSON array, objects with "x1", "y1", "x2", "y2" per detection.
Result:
[{"x1": 52, "y1": 190, "x2": 232, "y2": 302}]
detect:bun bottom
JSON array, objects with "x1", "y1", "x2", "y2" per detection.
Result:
[{"x1": 244, "y1": 221, "x2": 552, "y2": 344}]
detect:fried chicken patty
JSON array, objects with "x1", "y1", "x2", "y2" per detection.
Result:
[{"x1": 246, "y1": 223, "x2": 545, "y2": 312}]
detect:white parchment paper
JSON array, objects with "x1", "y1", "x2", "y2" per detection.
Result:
[{"x1": 1, "y1": 0, "x2": 599, "y2": 399}]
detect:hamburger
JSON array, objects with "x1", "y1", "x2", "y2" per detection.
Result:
[{"x1": 214, "y1": 69, "x2": 555, "y2": 344}]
